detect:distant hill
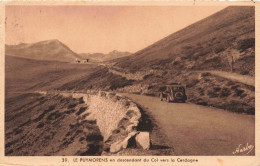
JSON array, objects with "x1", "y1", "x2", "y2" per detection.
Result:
[
  {"x1": 5, "y1": 39, "x2": 81, "y2": 62},
  {"x1": 114, "y1": 6, "x2": 255, "y2": 76},
  {"x1": 79, "y1": 50, "x2": 131, "y2": 62}
]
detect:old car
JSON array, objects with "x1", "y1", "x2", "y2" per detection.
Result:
[{"x1": 159, "y1": 84, "x2": 187, "y2": 102}]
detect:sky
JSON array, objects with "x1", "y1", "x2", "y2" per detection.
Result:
[{"x1": 6, "y1": 6, "x2": 226, "y2": 54}]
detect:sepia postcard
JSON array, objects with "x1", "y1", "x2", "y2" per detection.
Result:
[{"x1": 0, "y1": 1, "x2": 259, "y2": 166}]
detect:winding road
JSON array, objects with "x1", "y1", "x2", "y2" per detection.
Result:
[{"x1": 122, "y1": 93, "x2": 255, "y2": 156}]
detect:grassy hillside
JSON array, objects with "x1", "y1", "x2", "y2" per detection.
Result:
[
  {"x1": 5, "y1": 55, "x2": 133, "y2": 97},
  {"x1": 5, "y1": 55, "x2": 98, "y2": 96},
  {"x1": 114, "y1": 6, "x2": 255, "y2": 76},
  {"x1": 110, "y1": 6, "x2": 255, "y2": 114},
  {"x1": 5, "y1": 39, "x2": 81, "y2": 62},
  {"x1": 57, "y1": 67, "x2": 134, "y2": 91}
]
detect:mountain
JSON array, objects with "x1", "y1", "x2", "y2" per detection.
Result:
[
  {"x1": 79, "y1": 50, "x2": 131, "y2": 62},
  {"x1": 107, "y1": 6, "x2": 255, "y2": 114},
  {"x1": 114, "y1": 6, "x2": 255, "y2": 76},
  {"x1": 5, "y1": 39, "x2": 81, "y2": 62}
]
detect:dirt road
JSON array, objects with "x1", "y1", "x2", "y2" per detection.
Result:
[
  {"x1": 122, "y1": 93, "x2": 255, "y2": 156},
  {"x1": 202, "y1": 71, "x2": 255, "y2": 87}
]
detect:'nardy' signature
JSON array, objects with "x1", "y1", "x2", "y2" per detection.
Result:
[{"x1": 232, "y1": 143, "x2": 254, "y2": 155}]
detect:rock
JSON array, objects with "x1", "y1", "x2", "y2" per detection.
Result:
[
  {"x1": 135, "y1": 132, "x2": 150, "y2": 150},
  {"x1": 99, "y1": 91, "x2": 107, "y2": 97},
  {"x1": 198, "y1": 73, "x2": 202, "y2": 80},
  {"x1": 110, "y1": 132, "x2": 137, "y2": 153}
]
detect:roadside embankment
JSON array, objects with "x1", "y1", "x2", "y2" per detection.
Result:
[
  {"x1": 6, "y1": 90, "x2": 173, "y2": 156},
  {"x1": 58, "y1": 91, "x2": 145, "y2": 153},
  {"x1": 115, "y1": 71, "x2": 255, "y2": 114},
  {"x1": 5, "y1": 93, "x2": 104, "y2": 156}
]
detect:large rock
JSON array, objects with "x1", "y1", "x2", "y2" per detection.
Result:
[
  {"x1": 135, "y1": 132, "x2": 150, "y2": 150},
  {"x1": 110, "y1": 132, "x2": 137, "y2": 153}
]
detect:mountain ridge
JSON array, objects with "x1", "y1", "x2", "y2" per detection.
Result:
[
  {"x1": 6, "y1": 39, "x2": 132, "y2": 63},
  {"x1": 113, "y1": 6, "x2": 255, "y2": 76},
  {"x1": 5, "y1": 39, "x2": 81, "y2": 62}
]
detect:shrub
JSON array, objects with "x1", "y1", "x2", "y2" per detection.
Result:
[
  {"x1": 143, "y1": 74, "x2": 153, "y2": 80},
  {"x1": 231, "y1": 85, "x2": 240, "y2": 90},
  {"x1": 183, "y1": 45, "x2": 193, "y2": 49},
  {"x1": 207, "y1": 90, "x2": 219, "y2": 98},
  {"x1": 220, "y1": 100, "x2": 245, "y2": 113},
  {"x1": 195, "y1": 98, "x2": 208, "y2": 106},
  {"x1": 197, "y1": 88, "x2": 205, "y2": 95},
  {"x1": 213, "y1": 87, "x2": 221, "y2": 92},
  {"x1": 214, "y1": 45, "x2": 226, "y2": 53},
  {"x1": 219, "y1": 88, "x2": 231, "y2": 98},
  {"x1": 201, "y1": 72, "x2": 211, "y2": 77},
  {"x1": 237, "y1": 38, "x2": 255, "y2": 52},
  {"x1": 240, "y1": 70, "x2": 250, "y2": 75},
  {"x1": 234, "y1": 88, "x2": 245, "y2": 96},
  {"x1": 226, "y1": 81, "x2": 235, "y2": 86},
  {"x1": 186, "y1": 79, "x2": 200, "y2": 88}
]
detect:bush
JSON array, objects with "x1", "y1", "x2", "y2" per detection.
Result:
[
  {"x1": 207, "y1": 90, "x2": 219, "y2": 98},
  {"x1": 195, "y1": 98, "x2": 208, "y2": 106},
  {"x1": 214, "y1": 45, "x2": 226, "y2": 53},
  {"x1": 186, "y1": 79, "x2": 199, "y2": 88},
  {"x1": 234, "y1": 88, "x2": 245, "y2": 96},
  {"x1": 240, "y1": 70, "x2": 250, "y2": 75},
  {"x1": 226, "y1": 81, "x2": 235, "y2": 86},
  {"x1": 183, "y1": 45, "x2": 193, "y2": 49},
  {"x1": 219, "y1": 88, "x2": 231, "y2": 98},
  {"x1": 220, "y1": 100, "x2": 244, "y2": 113},
  {"x1": 143, "y1": 74, "x2": 153, "y2": 80},
  {"x1": 213, "y1": 87, "x2": 221, "y2": 92},
  {"x1": 201, "y1": 72, "x2": 211, "y2": 77},
  {"x1": 197, "y1": 88, "x2": 205, "y2": 95},
  {"x1": 237, "y1": 38, "x2": 255, "y2": 52}
]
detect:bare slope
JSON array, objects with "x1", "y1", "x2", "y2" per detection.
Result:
[
  {"x1": 5, "y1": 39, "x2": 81, "y2": 62},
  {"x1": 5, "y1": 55, "x2": 98, "y2": 96},
  {"x1": 5, "y1": 55, "x2": 133, "y2": 97},
  {"x1": 114, "y1": 6, "x2": 255, "y2": 76}
]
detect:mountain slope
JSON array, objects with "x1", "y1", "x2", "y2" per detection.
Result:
[
  {"x1": 114, "y1": 6, "x2": 255, "y2": 76},
  {"x1": 79, "y1": 50, "x2": 131, "y2": 62},
  {"x1": 110, "y1": 6, "x2": 255, "y2": 114},
  {"x1": 5, "y1": 55, "x2": 98, "y2": 96},
  {"x1": 5, "y1": 39, "x2": 81, "y2": 62}
]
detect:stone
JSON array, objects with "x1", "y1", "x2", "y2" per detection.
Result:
[
  {"x1": 110, "y1": 132, "x2": 137, "y2": 153},
  {"x1": 135, "y1": 132, "x2": 150, "y2": 150}
]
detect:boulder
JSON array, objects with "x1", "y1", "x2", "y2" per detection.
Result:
[
  {"x1": 110, "y1": 132, "x2": 137, "y2": 153},
  {"x1": 135, "y1": 132, "x2": 150, "y2": 150}
]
